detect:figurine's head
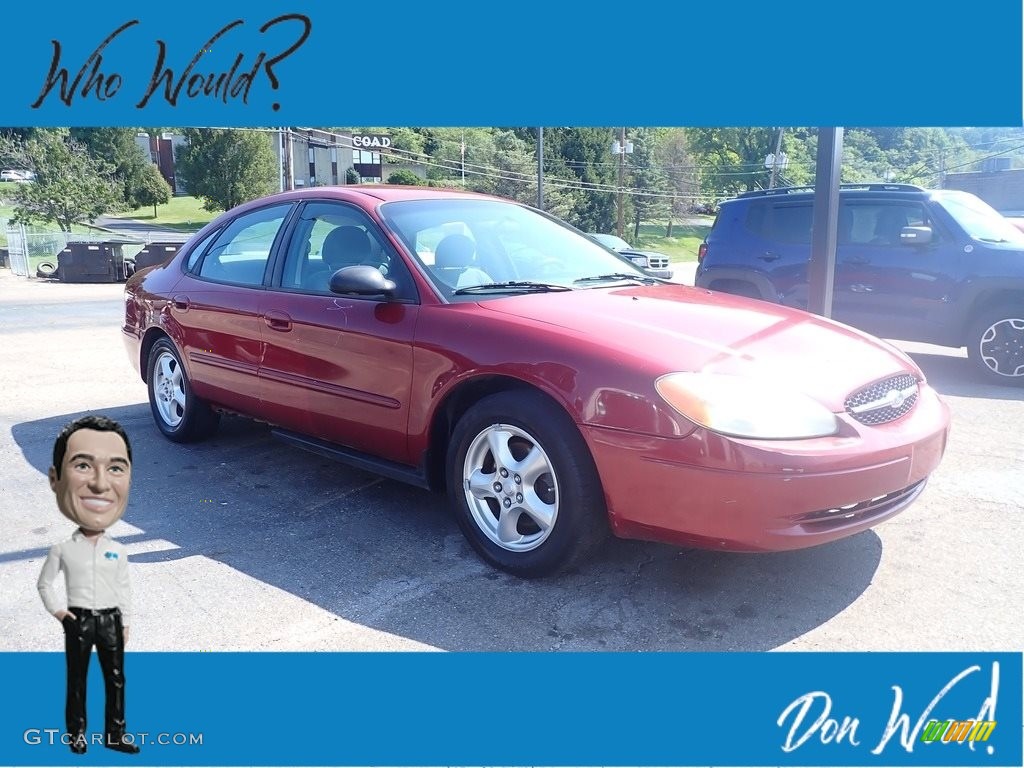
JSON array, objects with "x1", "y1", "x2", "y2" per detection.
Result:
[{"x1": 49, "y1": 416, "x2": 133, "y2": 533}]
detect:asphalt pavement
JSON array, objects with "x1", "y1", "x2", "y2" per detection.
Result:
[{"x1": 1, "y1": 268, "x2": 1021, "y2": 653}]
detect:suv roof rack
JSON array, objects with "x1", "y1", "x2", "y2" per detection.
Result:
[{"x1": 737, "y1": 183, "x2": 925, "y2": 198}]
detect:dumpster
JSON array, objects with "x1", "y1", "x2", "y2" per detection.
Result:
[
  {"x1": 128, "y1": 242, "x2": 182, "y2": 275},
  {"x1": 57, "y1": 242, "x2": 128, "y2": 283}
]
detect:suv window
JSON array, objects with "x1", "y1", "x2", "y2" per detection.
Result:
[
  {"x1": 745, "y1": 202, "x2": 813, "y2": 244},
  {"x1": 197, "y1": 204, "x2": 291, "y2": 286},
  {"x1": 840, "y1": 201, "x2": 930, "y2": 246}
]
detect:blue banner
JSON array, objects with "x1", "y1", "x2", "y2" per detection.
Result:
[
  {"x1": 0, "y1": 652, "x2": 1019, "y2": 765},
  {"x1": 0, "y1": 0, "x2": 1021, "y2": 126}
]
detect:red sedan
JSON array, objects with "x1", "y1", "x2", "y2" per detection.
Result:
[{"x1": 122, "y1": 187, "x2": 951, "y2": 576}]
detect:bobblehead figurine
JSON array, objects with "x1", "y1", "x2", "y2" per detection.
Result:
[{"x1": 37, "y1": 415, "x2": 141, "y2": 755}]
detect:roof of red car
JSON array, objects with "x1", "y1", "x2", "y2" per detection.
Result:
[{"x1": 261, "y1": 185, "x2": 499, "y2": 204}]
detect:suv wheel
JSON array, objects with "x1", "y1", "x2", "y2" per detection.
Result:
[{"x1": 967, "y1": 305, "x2": 1024, "y2": 385}]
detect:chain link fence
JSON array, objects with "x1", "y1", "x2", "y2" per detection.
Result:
[{"x1": 2, "y1": 222, "x2": 175, "y2": 278}]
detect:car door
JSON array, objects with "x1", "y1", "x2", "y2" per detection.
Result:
[
  {"x1": 258, "y1": 200, "x2": 420, "y2": 464},
  {"x1": 833, "y1": 199, "x2": 956, "y2": 340},
  {"x1": 744, "y1": 199, "x2": 815, "y2": 307},
  {"x1": 170, "y1": 203, "x2": 293, "y2": 415}
]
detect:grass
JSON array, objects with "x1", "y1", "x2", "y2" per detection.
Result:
[
  {"x1": 631, "y1": 217, "x2": 714, "y2": 263},
  {"x1": 0, "y1": 202, "x2": 121, "y2": 252},
  {"x1": 108, "y1": 195, "x2": 214, "y2": 232}
]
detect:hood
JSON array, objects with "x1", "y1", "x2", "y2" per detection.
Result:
[
  {"x1": 479, "y1": 284, "x2": 919, "y2": 411},
  {"x1": 618, "y1": 248, "x2": 668, "y2": 259}
]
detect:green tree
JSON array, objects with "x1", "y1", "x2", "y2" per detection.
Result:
[
  {"x1": 628, "y1": 128, "x2": 671, "y2": 241},
  {"x1": 0, "y1": 128, "x2": 123, "y2": 231},
  {"x1": 345, "y1": 167, "x2": 360, "y2": 184},
  {"x1": 466, "y1": 129, "x2": 577, "y2": 220},
  {"x1": 685, "y1": 127, "x2": 780, "y2": 194},
  {"x1": 133, "y1": 162, "x2": 172, "y2": 217},
  {"x1": 70, "y1": 128, "x2": 151, "y2": 207},
  {"x1": 654, "y1": 128, "x2": 698, "y2": 235},
  {"x1": 386, "y1": 169, "x2": 422, "y2": 185},
  {"x1": 541, "y1": 128, "x2": 617, "y2": 233},
  {"x1": 174, "y1": 128, "x2": 276, "y2": 212}
]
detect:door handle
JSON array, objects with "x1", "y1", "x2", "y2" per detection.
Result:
[
  {"x1": 264, "y1": 311, "x2": 292, "y2": 332},
  {"x1": 758, "y1": 252, "x2": 781, "y2": 262},
  {"x1": 844, "y1": 256, "x2": 870, "y2": 265},
  {"x1": 849, "y1": 283, "x2": 874, "y2": 293},
  {"x1": 171, "y1": 295, "x2": 190, "y2": 311}
]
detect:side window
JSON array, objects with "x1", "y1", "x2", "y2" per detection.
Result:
[
  {"x1": 197, "y1": 204, "x2": 291, "y2": 286},
  {"x1": 280, "y1": 202, "x2": 415, "y2": 300},
  {"x1": 745, "y1": 202, "x2": 813, "y2": 244},
  {"x1": 843, "y1": 203, "x2": 930, "y2": 246},
  {"x1": 768, "y1": 204, "x2": 814, "y2": 244},
  {"x1": 185, "y1": 229, "x2": 221, "y2": 272}
]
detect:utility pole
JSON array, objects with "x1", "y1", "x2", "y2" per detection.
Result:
[
  {"x1": 277, "y1": 128, "x2": 286, "y2": 192},
  {"x1": 283, "y1": 127, "x2": 294, "y2": 191},
  {"x1": 768, "y1": 127, "x2": 784, "y2": 189},
  {"x1": 617, "y1": 127, "x2": 626, "y2": 238},
  {"x1": 461, "y1": 129, "x2": 466, "y2": 186},
  {"x1": 537, "y1": 127, "x2": 544, "y2": 210}
]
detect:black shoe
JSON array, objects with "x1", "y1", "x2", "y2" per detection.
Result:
[
  {"x1": 69, "y1": 734, "x2": 87, "y2": 754},
  {"x1": 104, "y1": 734, "x2": 140, "y2": 754}
]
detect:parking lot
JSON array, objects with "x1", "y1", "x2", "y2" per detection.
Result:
[{"x1": 1, "y1": 269, "x2": 1021, "y2": 653}]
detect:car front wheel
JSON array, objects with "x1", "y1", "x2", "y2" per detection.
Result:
[
  {"x1": 446, "y1": 390, "x2": 608, "y2": 577},
  {"x1": 967, "y1": 305, "x2": 1024, "y2": 386},
  {"x1": 147, "y1": 338, "x2": 220, "y2": 441}
]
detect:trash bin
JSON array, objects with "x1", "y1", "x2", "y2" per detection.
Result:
[
  {"x1": 132, "y1": 242, "x2": 182, "y2": 272},
  {"x1": 57, "y1": 242, "x2": 128, "y2": 283}
]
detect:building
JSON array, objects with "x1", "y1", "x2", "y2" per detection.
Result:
[
  {"x1": 135, "y1": 129, "x2": 426, "y2": 196},
  {"x1": 943, "y1": 161, "x2": 1024, "y2": 214}
]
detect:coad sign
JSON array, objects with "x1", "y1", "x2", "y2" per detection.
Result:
[{"x1": 351, "y1": 135, "x2": 391, "y2": 148}]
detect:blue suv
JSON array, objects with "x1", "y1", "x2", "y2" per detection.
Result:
[{"x1": 695, "y1": 184, "x2": 1024, "y2": 385}]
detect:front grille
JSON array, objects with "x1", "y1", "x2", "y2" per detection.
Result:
[
  {"x1": 647, "y1": 256, "x2": 670, "y2": 269},
  {"x1": 797, "y1": 480, "x2": 926, "y2": 530},
  {"x1": 844, "y1": 374, "x2": 919, "y2": 426}
]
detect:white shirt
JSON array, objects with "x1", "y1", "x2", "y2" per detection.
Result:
[{"x1": 37, "y1": 530, "x2": 132, "y2": 626}]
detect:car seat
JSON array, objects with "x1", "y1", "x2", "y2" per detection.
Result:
[{"x1": 433, "y1": 234, "x2": 492, "y2": 289}]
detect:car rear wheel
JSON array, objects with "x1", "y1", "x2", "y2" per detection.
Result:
[
  {"x1": 967, "y1": 305, "x2": 1024, "y2": 386},
  {"x1": 147, "y1": 338, "x2": 220, "y2": 441},
  {"x1": 446, "y1": 390, "x2": 608, "y2": 577}
]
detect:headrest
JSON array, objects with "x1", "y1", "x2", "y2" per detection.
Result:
[{"x1": 434, "y1": 234, "x2": 476, "y2": 269}]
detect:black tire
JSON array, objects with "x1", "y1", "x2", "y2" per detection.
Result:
[
  {"x1": 966, "y1": 304, "x2": 1024, "y2": 386},
  {"x1": 147, "y1": 338, "x2": 220, "y2": 442},
  {"x1": 446, "y1": 390, "x2": 609, "y2": 577},
  {"x1": 36, "y1": 261, "x2": 57, "y2": 279}
]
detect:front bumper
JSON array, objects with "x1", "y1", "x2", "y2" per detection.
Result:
[
  {"x1": 583, "y1": 384, "x2": 951, "y2": 552},
  {"x1": 645, "y1": 267, "x2": 674, "y2": 280}
]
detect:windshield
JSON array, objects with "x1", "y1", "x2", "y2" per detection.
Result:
[
  {"x1": 590, "y1": 233, "x2": 631, "y2": 250},
  {"x1": 934, "y1": 191, "x2": 1024, "y2": 245},
  {"x1": 380, "y1": 198, "x2": 648, "y2": 300}
]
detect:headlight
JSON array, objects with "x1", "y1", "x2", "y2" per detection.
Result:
[
  {"x1": 656, "y1": 373, "x2": 839, "y2": 439},
  {"x1": 628, "y1": 255, "x2": 649, "y2": 268}
]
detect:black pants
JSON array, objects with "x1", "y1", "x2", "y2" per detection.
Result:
[{"x1": 63, "y1": 608, "x2": 126, "y2": 738}]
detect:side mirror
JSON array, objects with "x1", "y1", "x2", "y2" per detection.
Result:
[
  {"x1": 329, "y1": 265, "x2": 397, "y2": 297},
  {"x1": 900, "y1": 226, "x2": 932, "y2": 246}
]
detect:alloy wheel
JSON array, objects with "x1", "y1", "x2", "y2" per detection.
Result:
[{"x1": 461, "y1": 423, "x2": 560, "y2": 552}]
